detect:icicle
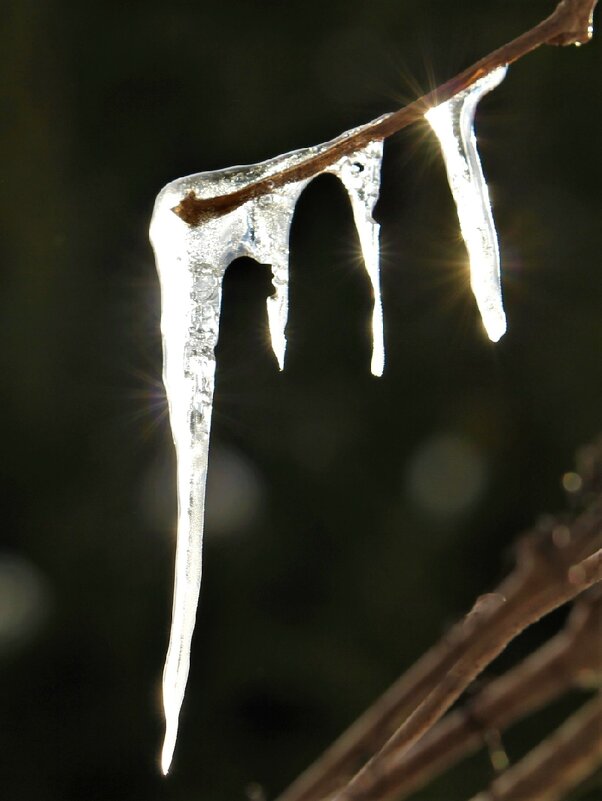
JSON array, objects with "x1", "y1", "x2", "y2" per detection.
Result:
[
  {"x1": 149, "y1": 202, "x2": 225, "y2": 775},
  {"x1": 327, "y1": 139, "x2": 385, "y2": 376},
  {"x1": 150, "y1": 128, "x2": 386, "y2": 774},
  {"x1": 425, "y1": 66, "x2": 508, "y2": 342},
  {"x1": 150, "y1": 180, "x2": 305, "y2": 775}
]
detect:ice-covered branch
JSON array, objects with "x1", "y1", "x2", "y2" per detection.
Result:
[
  {"x1": 276, "y1": 443, "x2": 602, "y2": 801},
  {"x1": 151, "y1": 0, "x2": 598, "y2": 776},
  {"x1": 173, "y1": 0, "x2": 598, "y2": 225},
  {"x1": 151, "y1": 140, "x2": 386, "y2": 773}
]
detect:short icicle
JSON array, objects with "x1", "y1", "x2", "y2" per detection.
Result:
[
  {"x1": 425, "y1": 65, "x2": 508, "y2": 342},
  {"x1": 328, "y1": 139, "x2": 386, "y2": 376}
]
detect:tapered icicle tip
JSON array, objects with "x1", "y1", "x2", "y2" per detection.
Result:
[
  {"x1": 271, "y1": 330, "x2": 286, "y2": 371},
  {"x1": 161, "y1": 674, "x2": 182, "y2": 774},
  {"x1": 370, "y1": 329, "x2": 385, "y2": 377},
  {"x1": 371, "y1": 352, "x2": 385, "y2": 378},
  {"x1": 161, "y1": 714, "x2": 178, "y2": 775},
  {"x1": 484, "y1": 309, "x2": 506, "y2": 343},
  {"x1": 266, "y1": 292, "x2": 288, "y2": 370},
  {"x1": 161, "y1": 743, "x2": 173, "y2": 776},
  {"x1": 370, "y1": 302, "x2": 385, "y2": 377}
]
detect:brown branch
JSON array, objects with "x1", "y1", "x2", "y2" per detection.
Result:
[
  {"x1": 468, "y1": 693, "x2": 602, "y2": 801},
  {"x1": 347, "y1": 588, "x2": 602, "y2": 801},
  {"x1": 276, "y1": 441, "x2": 602, "y2": 801},
  {"x1": 174, "y1": 0, "x2": 598, "y2": 225},
  {"x1": 331, "y1": 547, "x2": 602, "y2": 801}
]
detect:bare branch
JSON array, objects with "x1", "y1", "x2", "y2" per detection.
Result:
[
  {"x1": 331, "y1": 547, "x2": 602, "y2": 801},
  {"x1": 468, "y1": 693, "x2": 602, "y2": 801},
  {"x1": 277, "y1": 440, "x2": 602, "y2": 801},
  {"x1": 346, "y1": 588, "x2": 602, "y2": 801},
  {"x1": 174, "y1": 0, "x2": 598, "y2": 225}
]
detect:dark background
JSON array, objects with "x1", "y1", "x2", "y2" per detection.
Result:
[{"x1": 1, "y1": 1, "x2": 601, "y2": 799}]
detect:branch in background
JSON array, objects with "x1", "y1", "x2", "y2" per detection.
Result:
[
  {"x1": 351, "y1": 588, "x2": 602, "y2": 801},
  {"x1": 332, "y1": 549, "x2": 602, "y2": 801},
  {"x1": 277, "y1": 440, "x2": 602, "y2": 801},
  {"x1": 469, "y1": 693, "x2": 602, "y2": 801},
  {"x1": 174, "y1": 0, "x2": 598, "y2": 224}
]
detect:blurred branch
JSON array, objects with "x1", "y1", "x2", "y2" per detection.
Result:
[
  {"x1": 332, "y1": 548, "x2": 602, "y2": 801},
  {"x1": 277, "y1": 442, "x2": 602, "y2": 801},
  {"x1": 174, "y1": 0, "x2": 598, "y2": 224},
  {"x1": 339, "y1": 588, "x2": 601, "y2": 801},
  {"x1": 468, "y1": 693, "x2": 602, "y2": 801}
]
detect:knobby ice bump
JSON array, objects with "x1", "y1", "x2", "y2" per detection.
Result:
[
  {"x1": 425, "y1": 65, "x2": 508, "y2": 343},
  {"x1": 149, "y1": 67, "x2": 507, "y2": 773}
]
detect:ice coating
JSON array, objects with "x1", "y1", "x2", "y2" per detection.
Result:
[
  {"x1": 425, "y1": 66, "x2": 508, "y2": 342},
  {"x1": 326, "y1": 139, "x2": 385, "y2": 376},
  {"x1": 149, "y1": 133, "x2": 385, "y2": 774}
]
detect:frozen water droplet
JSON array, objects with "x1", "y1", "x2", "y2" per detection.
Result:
[{"x1": 425, "y1": 66, "x2": 508, "y2": 342}]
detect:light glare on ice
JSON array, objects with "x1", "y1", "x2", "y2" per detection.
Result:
[
  {"x1": 150, "y1": 65, "x2": 510, "y2": 770},
  {"x1": 425, "y1": 66, "x2": 508, "y2": 342}
]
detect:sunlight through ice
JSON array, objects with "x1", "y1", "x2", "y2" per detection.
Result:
[
  {"x1": 425, "y1": 66, "x2": 508, "y2": 342},
  {"x1": 151, "y1": 60, "x2": 509, "y2": 768},
  {"x1": 149, "y1": 129, "x2": 384, "y2": 774}
]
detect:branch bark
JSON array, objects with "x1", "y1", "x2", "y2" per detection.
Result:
[
  {"x1": 344, "y1": 588, "x2": 602, "y2": 801},
  {"x1": 174, "y1": 0, "x2": 598, "y2": 225},
  {"x1": 331, "y1": 548, "x2": 602, "y2": 801},
  {"x1": 468, "y1": 693, "x2": 602, "y2": 801},
  {"x1": 277, "y1": 440, "x2": 602, "y2": 801}
]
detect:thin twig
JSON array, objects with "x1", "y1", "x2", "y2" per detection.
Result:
[
  {"x1": 174, "y1": 0, "x2": 598, "y2": 225},
  {"x1": 353, "y1": 588, "x2": 602, "y2": 801},
  {"x1": 469, "y1": 693, "x2": 602, "y2": 801},
  {"x1": 277, "y1": 440, "x2": 602, "y2": 801},
  {"x1": 331, "y1": 548, "x2": 602, "y2": 801}
]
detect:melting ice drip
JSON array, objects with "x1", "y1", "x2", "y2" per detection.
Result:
[
  {"x1": 425, "y1": 65, "x2": 508, "y2": 341},
  {"x1": 149, "y1": 67, "x2": 507, "y2": 774}
]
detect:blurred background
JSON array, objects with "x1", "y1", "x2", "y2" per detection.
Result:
[{"x1": 1, "y1": 1, "x2": 601, "y2": 799}]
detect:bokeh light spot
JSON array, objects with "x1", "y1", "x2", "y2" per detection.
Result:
[
  {"x1": 407, "y1": 432, "x2": 487, "y2": 520},
  {"x1": 205, "y1": 446, "x2": 264, "y2": 540},
  {"x1": 0, "y1": 555, "x2": 49, "y2": 656},
  {"x1": 562, "y1": 471, "x2": 583, "y2": 494}
]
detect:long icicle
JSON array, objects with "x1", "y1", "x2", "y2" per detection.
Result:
[{"x1": 150, "y1": 131, "x2": 386, "y2": 773}]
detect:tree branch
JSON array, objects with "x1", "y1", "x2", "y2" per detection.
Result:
[
  {"x1": 331, "y1": 547, "x2": 602, "y2": 801},
  {"x1": 277, "y1": 441, "x2": 602, "y2": 801},
  {"x1": 344, "y1": 588, "x2": 602, "y2": 801},
  {"x1": 468, "y1": 693, "x2": 602, "y2": 801},
  {"x1": 174, "y1": 0, "x2": 598, "y2": 225}
]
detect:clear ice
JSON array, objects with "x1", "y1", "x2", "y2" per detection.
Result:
[
  {"x1": 425, "y1": 66, "x2": 508, "y2": 342},
  {"x1": 150, "y1": 65, "x2": 510, "y2": 771},
  {"x1": 149, "y1": 129, "x2": 385, "y2": 774}
]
